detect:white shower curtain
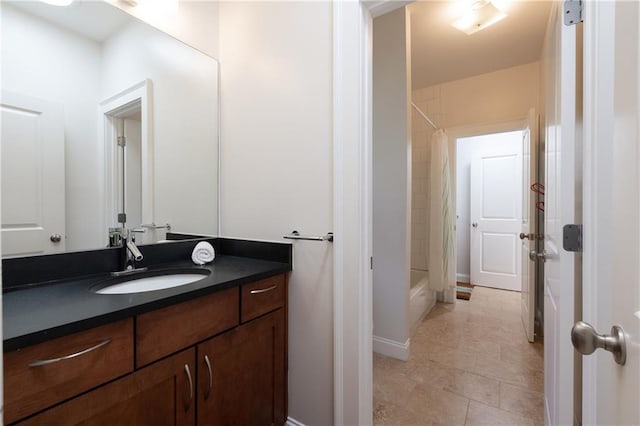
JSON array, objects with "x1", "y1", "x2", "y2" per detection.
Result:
[{"x1": 428, "y1": 129, "x2": 456, "y2": 292}]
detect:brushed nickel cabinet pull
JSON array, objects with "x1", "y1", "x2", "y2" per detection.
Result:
[
  {"x1": 204, "y1": 355, "x2": 213, "y2": 400},
  {"x1": 250, "y1": 285, "x2": 277, "y2": 295},
  {"x1": 28, "y1": 339, "x2": 111, "y2": 367},
  {"x1": 183, "y1": 364, "x2": 194, "y2": 411}
]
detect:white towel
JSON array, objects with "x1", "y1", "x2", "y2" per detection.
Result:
[{"x1": 191, "y1": 241, "x2": 215, "y2": 265}]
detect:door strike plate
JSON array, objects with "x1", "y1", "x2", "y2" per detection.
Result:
[{"x1": 563, "y1": 224, "x2": 583, "y2": 252}]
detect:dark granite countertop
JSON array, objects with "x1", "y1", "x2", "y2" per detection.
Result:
[{"x1": 3, "y1": 238, "x2": 292, "y2": 352}]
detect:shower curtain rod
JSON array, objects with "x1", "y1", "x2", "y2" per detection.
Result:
[{"x1": 411, "y1": 102, "x2": 438, "y2": 129}]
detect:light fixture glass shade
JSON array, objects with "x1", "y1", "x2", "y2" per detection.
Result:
[
  {"x1": 39, "y1": 0, "x2": 74, "y2": 6},
  {"x1": 451, "y1": 1, "x2": 508, "y2": 35}
]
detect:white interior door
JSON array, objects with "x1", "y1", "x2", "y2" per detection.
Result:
[
  {"x1": 470, "y1": 133, "x2": 522, "y2": 291},
  {"x1": 580, "y1": 1, "x2": 640, "y2": 424},
  {"x1": 1, "y1": 91, "x2": 65, "y2": 256},
  {"x1": 521, "y1": 109, "x2": 539, "y2": 342},
  {"x1": 542, "y1": 2, "x2": 579, "y2": 424}
]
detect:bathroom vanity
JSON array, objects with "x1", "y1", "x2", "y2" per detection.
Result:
[
  {"x1": 3, "y1": 238, "x2": 292, "y2": 425},
  {"x1": 0, "y1": 2, "x2": 294, "y2": 423}
]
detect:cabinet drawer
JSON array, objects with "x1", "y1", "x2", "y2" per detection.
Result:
[
  {"x1": 136, "y1": 287, "x2": 239, "y2": 367},
  {"x1": 241, "y1": 274, "x2": 285, "y2": 323},
  {"x1": 4, "y1": 319, "x2": 133, "y2": 424},
  {"x1": 17, "y1": 348, "x2": 196, "y2": 426}
]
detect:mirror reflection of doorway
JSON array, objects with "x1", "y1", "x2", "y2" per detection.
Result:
[{"x1": 100, "y1": 79, "x2": 155, "y2": 246}]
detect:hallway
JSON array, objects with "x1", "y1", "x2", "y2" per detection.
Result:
[{"x1": 373, "y1": 287, "x2": 544, "y2": 425}]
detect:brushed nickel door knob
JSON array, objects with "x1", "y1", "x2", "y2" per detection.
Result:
[
  {"x1": 571, "y1": 321, "x2": 626, "y2": 365},
  {"x1": 50, "y1": 233, "x2": 62, "y2": 243}
]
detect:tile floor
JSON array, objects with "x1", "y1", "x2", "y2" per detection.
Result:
[{"x1": 373, "y1": 286, "x2": 544, "y2": 426}]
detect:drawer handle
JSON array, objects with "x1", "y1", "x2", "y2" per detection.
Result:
[
  {"x1": 28, "y1": 338, "x2": 111, "y2": 367},
  {"x1": 203, "y1": 354, "x2": 213, "y2": 400},
  {"x1": 250, "y1": 285, "x2": 277, "y2": 295},
  {"x1": 183, "y1": 364, "x2": 194, "y2": 411}
]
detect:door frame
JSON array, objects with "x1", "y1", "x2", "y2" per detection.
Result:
[
  {"x1": 332, "y1": 1, "x2": 529, "y2": 423},
  {"x1": 448, "y1": 120, "x2": 527, "y2": 299},
  {"x1": 467, "y1": 127, "x2": 526, "y2": 292},
  {"x1": 334, "y1": 0, "x2": 575, "y2": 424},
  {"x1": 332, "y1": 2, "x2": 411, "y2": 424},
  {"x1": 98, "y1": 79, "x2": 153, "y2": 239}
]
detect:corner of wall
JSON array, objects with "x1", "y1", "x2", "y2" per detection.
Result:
[{"x1": 372, "y1": 336, "x2": 410, "y2": 361}]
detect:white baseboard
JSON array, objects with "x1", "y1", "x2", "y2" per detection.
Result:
[
  {"x1": 545, "y1": 397, "x2": 552, "y2": 426},
  {"x1": 372, "y1": 335, "x2": 410, "y2": 361},
  {"x1": 456, "y1": 273, "x2": 470, "y2": 283},
  {"x1": 287, "y1": 417, "x2": 306, "y2": 426}
]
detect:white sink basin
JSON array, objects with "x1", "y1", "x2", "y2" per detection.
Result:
[{"x1": 96, "y1": 273, "x2": 208, "y2": 295}]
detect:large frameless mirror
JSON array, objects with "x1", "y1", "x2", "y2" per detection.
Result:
[{"x1": 1, "y1": 0, "x2": 219, "y2": 257}]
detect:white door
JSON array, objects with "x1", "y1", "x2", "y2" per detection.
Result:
[
  {"x1": 470, "y1": 132, "x2": 523, "y2": 291},
  {"x1": 521, "y1": 109, "x2": 539, "y2": 342},
  {"x1": 1, "y1": 92, "x2": 65, "y2": 256},
  {"x1": 542, "y1": 2, "x2": 579, "y2": 425},
  {"x1": 579, "y1": 1, "x2": 640, "y2": 424}
]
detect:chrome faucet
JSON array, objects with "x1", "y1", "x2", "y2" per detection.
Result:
[
  {"x1": 125, "y1": 229, "x2": 144, "y2": 265},
  {"x1": 111, "y1": 228, "x2": 147, "y2": 276}
]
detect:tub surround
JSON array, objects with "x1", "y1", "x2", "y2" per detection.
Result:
[
  {"x1": 409, "y1": 269, "x2": 436, "y2": 335},
  {"x1": 3, "y1": 237, "x2": 292, "y2": 352}
]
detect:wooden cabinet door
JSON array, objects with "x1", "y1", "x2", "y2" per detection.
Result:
[
  {"x1": 197, "y1": 310, "x2": 285, "y2": 426},
  {"x1": 19, "y1": 348, "x2": 196, "y2": 426}
]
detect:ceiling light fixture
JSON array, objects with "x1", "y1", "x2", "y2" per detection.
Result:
[
  {"x1": 451, "y1": 0, "x2": 508, "y2": 35},
  {"x1": 39, "y1": 0, "x2": 74, "y2": 6}
]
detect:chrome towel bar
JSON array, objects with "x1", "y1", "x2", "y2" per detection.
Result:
[
  {"x1": 141, "y1": 223, "x2": 171, "y2": 231},
  {"x1": 283, "y1": 230, "x2": 333, "y2": 242}
]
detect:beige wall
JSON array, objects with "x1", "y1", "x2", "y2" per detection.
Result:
[
  {"x1": 411, "y1": 61, "x2": 540, "y2": 272},
  {"x1": 218, "y1": 2, "x2": 334, "y2": 425}
]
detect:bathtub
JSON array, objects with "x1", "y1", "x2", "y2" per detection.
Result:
[{"x1": 410, "y1": 269, "x2": 436, "y2": 334}]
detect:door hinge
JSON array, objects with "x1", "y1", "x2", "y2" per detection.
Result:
[
  {"x1": 564, "y1": 0, "x2": 583, "y2": 26},
  {"x1": 117, "y1": 136, "x2": 126, "y2": 147},
  {"x1": 563, "y1": 224, "x2": 583, "y2": 252}
]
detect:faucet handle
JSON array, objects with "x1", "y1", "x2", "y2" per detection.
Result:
[
  {"x1": 131, "y1": 228, "x2": 146, "y2": 234},
  {"x1": 108, "y1": 228, "x2": 124, "y2": 247}
]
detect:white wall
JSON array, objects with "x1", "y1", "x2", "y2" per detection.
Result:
[
  {"x1": 1, "y1": 5, "x2": 103, "y2": 251},
  {"x1": 411, "y1": 62, "x2": 540, "y2": 274},
  {"x1": 105, "y1": 0, "x2": 219, "y2": 59},
  {"x1": 456, "y1": 137, "x2": 474, "y2": 282},
  {"x1": 455, "y1": 131, "x2": 524, "y2": 282},
  {"x1": 218, "y1": 2, "x2": 333, "y2": 425},
  {"x1": 101, "y1": 20, "x2": 219, "y2": 238},
  {"x1": 372, "y1": 7, "x2": 412, "y2": 359}
]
